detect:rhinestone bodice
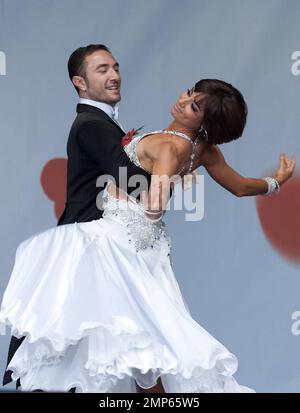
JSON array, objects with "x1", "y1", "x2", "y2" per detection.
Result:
[
  {"x1": 102, "y1": 130, "x2": 196, "y2": 252},
  {"x1": 102, "y1": 188, "x2": 171, "y2": 253}
]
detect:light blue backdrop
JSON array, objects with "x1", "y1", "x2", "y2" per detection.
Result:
[{"x1": 0, "y1": 0, "x2": 299, "y2": 392}]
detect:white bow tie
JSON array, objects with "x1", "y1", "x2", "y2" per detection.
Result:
[
  {"x1": 111, "y1": 106, "x2": 125, "y2": 132},
  {"x1": 111, "y1": 105, "x2": 119, "y2": 121}
]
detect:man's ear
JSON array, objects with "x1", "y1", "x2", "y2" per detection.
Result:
[{"x1": 72, "y1": 76, "x2": 87, "y2": 92}]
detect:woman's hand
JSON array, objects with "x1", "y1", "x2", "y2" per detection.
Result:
[
  {"x1": 274, "y1": 153, "x2": 296, "y2": 186},
  {"x1": 180, "y1": 169, "x2": 199, "y2": 191}
]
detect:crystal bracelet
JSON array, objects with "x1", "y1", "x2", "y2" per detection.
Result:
[{"x1": 263, "y1": 177, "x2": 280, "y2": 195}]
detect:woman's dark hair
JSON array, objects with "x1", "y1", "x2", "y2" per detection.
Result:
[
  {"x1": 68, "y1": 44, "x2": 111, "y2": 94},
  {"x1": 194, "y1": 79, "x2": 247, "y2": 145}
]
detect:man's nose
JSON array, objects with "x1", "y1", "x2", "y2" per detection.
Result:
[{"x1": 109, "y1": 68, "x2": 120, "y2": 81}]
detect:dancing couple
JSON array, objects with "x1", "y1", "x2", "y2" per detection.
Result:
[{"x1": 0, "y1": 44, "x2": 295, "y2": 393}]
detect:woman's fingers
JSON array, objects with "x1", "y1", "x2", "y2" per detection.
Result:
[
  {"x1": 289, "y1": 154, "x2": 297, "y2": 169},
  {"x1": 279, "y1": 153, "x2": 296, "y2": 172},
  {"x1": 280, "y1": 153, "x2": 288, "y2": 166},
  {"x1": 279, "y1": 154, "x2": 286, "y2": 169},
  {"x1": 284, "y1": 154, "x2": 296, "y2": 171}
]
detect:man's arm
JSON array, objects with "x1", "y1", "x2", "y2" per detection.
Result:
[{"x1": 78, "y1": 120, "x2": 150, "y2": 192}]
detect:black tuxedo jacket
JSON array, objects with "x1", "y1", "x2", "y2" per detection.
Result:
[
  {"x1": 3, "y1": 104, "x2": 152, "y2": 387},
  {"x1": 57, "y1": 103, "x2": 151, "y2": 225}
]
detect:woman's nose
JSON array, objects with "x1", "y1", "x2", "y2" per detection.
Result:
[{"x1": 178, "y1": 96, "x2": 190, "y2": 108}]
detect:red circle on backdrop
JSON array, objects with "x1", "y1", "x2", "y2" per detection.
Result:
[
  {"x1": 40, "y1": 158, "x2": 67, "y2": 220},
  {"x1": 256, "y1": 174, "x2": 300, "y2": 265}
]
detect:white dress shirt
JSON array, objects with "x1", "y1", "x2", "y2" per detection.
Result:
[{"x1": 79, "y1": 98, "x2": 125, "y2": 132}]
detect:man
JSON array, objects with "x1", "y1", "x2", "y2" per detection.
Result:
[
  {"x1": 59, "y1": 43, "x2": 151, "y2": 224},
  {"x1": 3, "y1": 44, "x2": 151, "y2": 391}
]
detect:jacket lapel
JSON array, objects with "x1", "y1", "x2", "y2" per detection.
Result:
[{"x1": 76, "y1": 104, "x2": 125, "y2": 134}]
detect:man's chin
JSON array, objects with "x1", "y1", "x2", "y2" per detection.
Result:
[
  {"x1": 107, "y1": 94, "x2": 121, "y2": 105},
  {"x1": 91, "y1": 94, "x2": 121, "y2": 105}
]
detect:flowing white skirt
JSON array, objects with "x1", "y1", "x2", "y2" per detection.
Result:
[{"x1": 0, "y1": 212, "x2": 254, "y2": 393}]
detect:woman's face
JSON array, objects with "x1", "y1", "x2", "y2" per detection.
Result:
[{"x1": 171, "y1": 87, "x2": 205, "y2": 130}]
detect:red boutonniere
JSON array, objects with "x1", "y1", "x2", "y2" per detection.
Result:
[{"x1": 121, "y1": 126, "x2": 144, "y2": 147}]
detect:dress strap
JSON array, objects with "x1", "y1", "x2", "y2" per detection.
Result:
[
  {"x1": 138, "y1": 129, "x2": 194, "y2": 144},
  {"x1": 161, "y1": 129, "x2": 194, "y2": 143},
  {"x1": 161, "y1": 130, "x2": 199, "y2": 174},
  {"x1": 136, "y1": 129, "x2": 198, "y2": 174}
]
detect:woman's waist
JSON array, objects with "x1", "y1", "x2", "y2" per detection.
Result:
[
  {"x1": 102, "y1": 209, "x2": 170, "y2": 250},
  {"x1": 102, "y1": 206, "x2": 167, "y2": 230}
]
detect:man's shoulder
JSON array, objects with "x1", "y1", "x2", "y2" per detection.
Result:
[
  {"x1": 71, "y1": 111, "x2": 111, "y2": 132},
  {"x1": 68, "y1": 112, "x2": 123, "y2": 144},
  {"x1": 75, "y1": 110, "x2": 107, "y2": 124}
]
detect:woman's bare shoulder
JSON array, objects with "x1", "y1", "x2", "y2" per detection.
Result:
[
  {"x1": 200, "y1": 144, "x2": 223, "y2": 166},
  {"x1": 140, "y1": 132, "x2": 187, "y2": 159}
]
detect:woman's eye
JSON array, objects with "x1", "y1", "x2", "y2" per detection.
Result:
[
  {"x1": 191, "y1": 102, "x2": 199, "y2": 112},
  {"x1": 187, "y1": 88, "x2": 191, "y2": 96}
]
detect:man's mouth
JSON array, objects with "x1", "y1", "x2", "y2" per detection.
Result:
[{"x1": 107, "y1": 85, "x2": 119, "y2": 91}]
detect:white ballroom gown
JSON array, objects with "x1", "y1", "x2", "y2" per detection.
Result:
[{"x1": 0, "y1": 130, "x2": 255, "y2": 393}]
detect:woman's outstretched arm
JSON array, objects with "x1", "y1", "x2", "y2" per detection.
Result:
[{"x1": 201, "y1": 145, "x2": 296, "y2": 197}]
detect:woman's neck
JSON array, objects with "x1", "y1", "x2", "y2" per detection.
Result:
[{"x1": 165, "y1": 121, "x2": 199, "y2": 142}]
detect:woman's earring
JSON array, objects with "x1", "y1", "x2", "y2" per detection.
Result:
[{"x1": 199, "y1": 126, "x2": 208, "y2": 141}]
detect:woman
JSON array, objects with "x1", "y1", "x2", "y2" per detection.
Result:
[{"x1": 0, "y1": 79, "x2": 295, "y2": 393}]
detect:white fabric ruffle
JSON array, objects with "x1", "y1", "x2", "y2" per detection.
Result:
[{"x1": 0, "y1": 215, "x2": 254, "y2": 393}]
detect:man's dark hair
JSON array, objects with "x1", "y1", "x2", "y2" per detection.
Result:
[{"x1": 68, "y1": 44, "x2": 111, "y2": 94}]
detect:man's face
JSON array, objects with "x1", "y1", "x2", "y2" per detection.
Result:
[{"x1": 79, "y1": 50, "x2": 121, "y2": 104}]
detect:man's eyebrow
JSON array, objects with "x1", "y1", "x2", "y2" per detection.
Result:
[
  {"x1": 95, "y1": 64, "x2": 108, "y2": 70},
  {"x1": 95, "y1": 62, "x2": 119, "y2": 71}
]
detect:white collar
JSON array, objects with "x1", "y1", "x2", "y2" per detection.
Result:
[{"x1": 79, "y1": 98, "x2": 119, "y2": 120}]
